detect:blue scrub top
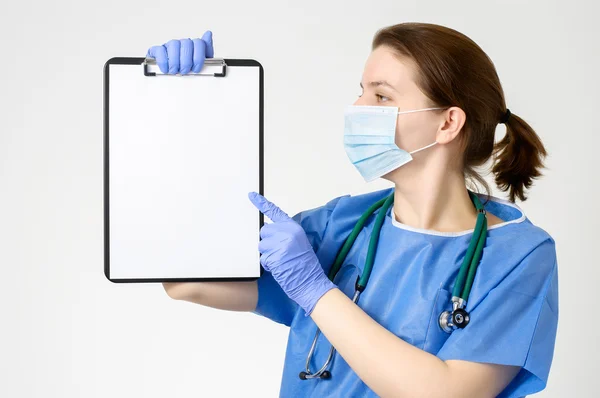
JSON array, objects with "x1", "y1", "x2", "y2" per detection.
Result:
[{"x1": 253, "y1": 188, "x2": 559, "y2": 398}]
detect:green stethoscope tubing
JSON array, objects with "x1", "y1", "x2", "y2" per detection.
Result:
[
  {"x1": 454, "y1": 192, "x2": 487, "y2": 301},
  {"x1": 327, "y1": 190, "x2": 487, "y2": 302},
  {"x1": 300, "y1": 190, "x2": 488, "y2": 380},
  {"x1": 327, "y1": 193, "x2": 395, "y2": 291}
]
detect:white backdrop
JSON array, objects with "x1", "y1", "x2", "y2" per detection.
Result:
[{"x1": 1, "y1": 0, "x2": 597, "y2": 396}]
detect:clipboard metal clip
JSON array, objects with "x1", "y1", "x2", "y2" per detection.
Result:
[{"x1": 143, "y1": 58, "x2": 227, "y2": 77}]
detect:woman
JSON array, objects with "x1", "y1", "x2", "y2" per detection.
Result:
[{"x1": 159, "y1": 23, "x2": 559, "y2": 397}]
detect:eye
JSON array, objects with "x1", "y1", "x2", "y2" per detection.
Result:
[{"x1": 376, "y1": 94, "x2": 390, "y2": 102}]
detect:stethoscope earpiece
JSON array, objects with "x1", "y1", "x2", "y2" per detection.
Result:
[
  {"x1": 299, "y1": 370, "x2": 331, "y2": 380},
  {"x1": 320, "y1": 371, "x2": 331, "y2": 379}
]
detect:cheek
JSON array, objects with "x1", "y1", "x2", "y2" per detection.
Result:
[
  {"x1": 394, "y1": 120, "x2": 418, "y2": 148},
  {"x1": 394, "y1": 120, "x2": 432, "y2": 151}
]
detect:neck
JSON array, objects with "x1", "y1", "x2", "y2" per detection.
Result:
[{"x1": 390, "y1": 161, "x2": 478, "y2": 232}]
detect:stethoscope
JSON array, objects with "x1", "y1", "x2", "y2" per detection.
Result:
[{"x1": 299, "y1": 191, "x2": 488, "y2": 380}]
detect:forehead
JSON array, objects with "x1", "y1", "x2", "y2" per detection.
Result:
[{"x1": 362, "y1": 45, "x2": 419, "y2": 91}]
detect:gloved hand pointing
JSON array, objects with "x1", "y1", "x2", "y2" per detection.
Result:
[
  {"x1": 248, "y1": 192, "x2": 337, "y2": 316},
  {"x1": 146, "y1": 31, "x2": 214, "y2": 75}
]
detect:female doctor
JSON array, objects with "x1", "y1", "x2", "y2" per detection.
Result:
[{"x1": 159, "y1": 23, "x2": 559, "y2": 397}]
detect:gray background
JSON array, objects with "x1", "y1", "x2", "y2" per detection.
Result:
[{"x1": 0, "y1": 0, "x2": 596, "y2": 396}]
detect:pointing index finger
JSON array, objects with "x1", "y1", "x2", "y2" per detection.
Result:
[{"x1": 248, "y1": 192, "x2": 291, "y2": 223}]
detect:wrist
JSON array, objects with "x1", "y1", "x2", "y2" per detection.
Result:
[{"x1": 301, "y1": 275, "x2": 337, "y2": 316}]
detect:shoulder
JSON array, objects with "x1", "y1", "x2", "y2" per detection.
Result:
[
  {"x1": 291, "y1": 188, "x2": 393, "y2": 252},
  {"x1": 479, "y1": 195, "x2": 558, "y2": 299},
  {"x1": 483, "y1": 193, "x2": 556, "y2": 250},
  {"x1": 293, "y1": 187, "x2": 393, "y2": 226},
  {"x1": 329, "y1": 187, "x2": 394, "y2": 218},
  {"x1": 321, "y1": 188, "x2": 394, "y2": 233}
]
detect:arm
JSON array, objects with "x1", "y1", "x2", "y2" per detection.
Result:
[
  {"x1": 163, "y1": 281, "x2": 258, "y2": 312},
  {"x1": 311, "y1": 288, "x2": 520, "y2": 398}
]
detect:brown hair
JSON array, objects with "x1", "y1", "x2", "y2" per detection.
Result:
[{"x1": 373, "y1": 22, "x2": 547, "y2": 202}]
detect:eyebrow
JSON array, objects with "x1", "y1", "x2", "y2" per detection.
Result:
[{"x1": 359, "y1": 81, "x2": 398, "y2": 92}]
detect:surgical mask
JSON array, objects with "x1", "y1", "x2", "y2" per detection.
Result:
[{"x1": 343, "y1": 105, "x2": 443, "y2": 182}]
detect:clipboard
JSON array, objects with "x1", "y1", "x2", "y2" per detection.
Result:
[{"x1": 103, "y1": 57, "x2": 264, "y2": 283}]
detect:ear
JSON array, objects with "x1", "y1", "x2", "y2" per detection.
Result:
[{"x1": 436, "y1": 106, "x2": 466, "y2": 144}]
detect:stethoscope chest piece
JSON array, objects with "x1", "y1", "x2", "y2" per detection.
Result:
[{"x1": 439, "y1": 306, "x2": 471, "y2": 334}]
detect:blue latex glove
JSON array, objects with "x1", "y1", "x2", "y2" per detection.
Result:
[
  {"x1": 248, "y1": 192, "x2": 337, "y2": 316},
  {"x1": 146, "y1": 31, "x2": 214, "y2": 75}
]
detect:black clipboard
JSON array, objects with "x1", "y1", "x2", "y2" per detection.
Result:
[{"x1": 103, "y1": 57, "x2": 264, "y2": 283}]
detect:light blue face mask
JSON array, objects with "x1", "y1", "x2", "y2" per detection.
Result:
[{"x1": 343, "y1": 105, "x2": 443, "y2": 182}]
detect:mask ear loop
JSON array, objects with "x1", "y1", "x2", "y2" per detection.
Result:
[
  {"x1": 397, "y1": 107, "x2": 444, "y2": 154},
  {"x1": 396, "y1": 107, "x2": 444, "y2": 115},
  {"x1": 408, "y1": 141, "x2": 438, "y2": 155}
]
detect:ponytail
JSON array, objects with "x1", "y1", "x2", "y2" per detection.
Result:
[{"x1": 492, "y1": 111, "x2": 547, "y2": 202}]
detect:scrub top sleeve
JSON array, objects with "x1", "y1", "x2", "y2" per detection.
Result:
[
  {"x1": 252, "y1": 195, "x2": 345, "y2": 327},
  {"x1": 436, "y1": 239, "x2": 559, "y2": 398}
]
